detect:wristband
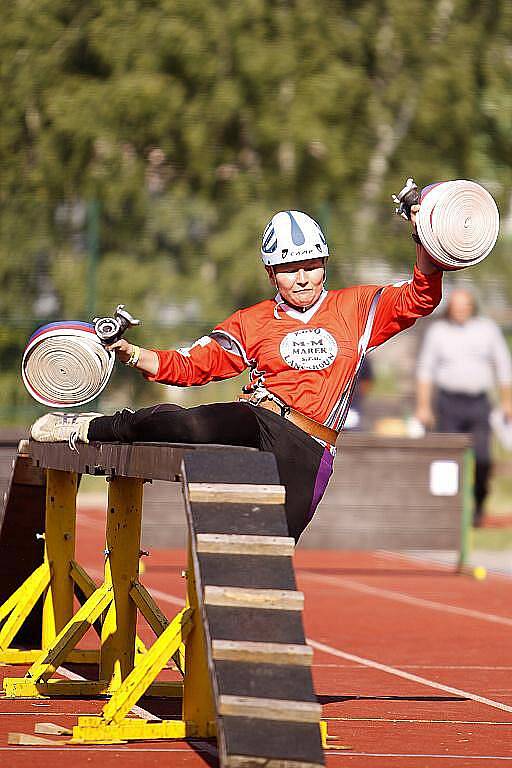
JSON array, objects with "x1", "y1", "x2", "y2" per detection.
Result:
[{"x1": 125, "y1": 344, "x2": 141, "y2": 367}]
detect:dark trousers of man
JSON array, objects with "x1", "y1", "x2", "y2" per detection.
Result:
[
  {"x1": 436, "y1": 389, "x2": 491, "y2": 526},
  {"x1": 88, "y1": 402, "x2": 334, "y2": 542}
]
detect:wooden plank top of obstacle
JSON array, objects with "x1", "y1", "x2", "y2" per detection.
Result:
[{"x1": 28, "y1": 440, "x2": 259, "y2": 481}]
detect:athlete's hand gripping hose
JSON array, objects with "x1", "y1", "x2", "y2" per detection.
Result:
[
  {"x1": 392, "y1": 177, "x2": 499, "y2": 271},
  {"x1": 93, "y1": 304, "x2": 141, "y2": 344},
  {"x1": 22, "y1": 305, "x2": 142, "y2": 407}
]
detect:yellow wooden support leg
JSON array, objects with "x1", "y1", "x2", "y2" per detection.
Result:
[
  {"x1": 4, "y1": 583, "x2": 113, "y2": 693},
  {"x1": 0, "y1": 563, "x2": 51, "y2": 652},
  {"x1": 42, "y1": 469, "x2": 78, "y2": 649},
  {"x1": 69, "y1": 559, "x2": 99, "y2": 600},
  {"x1": 130, "y1": 579, "x2": 169, "y2": 660},
  {"x1": 0, "y1": 648, "x2": 99, "y2": 665},
  {"x1": 129, "y1": 579, "x2": 169, "y2": 636},
  {"x1": 70, "y1": 560, "x2": 146, "y2": 657},
  {"x1": 0, "y1": 581, "x2": 31, "y2": 626},
  {"x1": 71, "y1": 606, "x2": 193, "y2": 743},
  {"x1": 100, "y1": 606, "x2": 193, "y2": 726},
  {"x1": 182, "y1": 543, "x2": 216, "y2": 736},
  {"x1": 100, "y1": 477, "x2": 144, "y2": 690},
  {"x1": 72, "y1": 718, "x2": 190, "y2": 745}
]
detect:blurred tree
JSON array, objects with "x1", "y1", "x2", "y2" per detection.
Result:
[{"x1": 1, "y1": 0, "x2": 511, "y2": 419}]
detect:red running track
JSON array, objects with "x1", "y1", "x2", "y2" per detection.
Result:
[{"x1": 1, "y1": 503, "x2": 511, "y2": 768}]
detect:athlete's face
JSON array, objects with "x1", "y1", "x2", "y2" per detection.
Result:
[{"x1": 268, "y1": 258, "x2": 325, "y2": 310}]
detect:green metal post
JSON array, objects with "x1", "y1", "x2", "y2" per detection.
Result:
[
  {"x1": 86, "y1": 199, "x2": 100, "y2": 319},
  {"x1": 458, "y1": 448, "x2": 474, "y2": 572}
]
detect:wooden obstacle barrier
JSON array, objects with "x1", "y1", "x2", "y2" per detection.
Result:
[{"x1": 0, "y1": 440, "x2": 325, "y2": 767}]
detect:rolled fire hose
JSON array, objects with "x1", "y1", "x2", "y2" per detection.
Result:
[
  {"x1": 416, "y1": 180, "x2": 499, "y2": 270},
  {"x1": 22, "y1": 321, "x2": 114, "y2": 407}
]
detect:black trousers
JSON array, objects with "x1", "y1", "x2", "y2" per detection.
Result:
[
  {"x1": 436, "y1": 389, "x2": 491, "y2": 524},
  {"x1": 88, "y1": 402, "x2": 334, "y2": 542}
]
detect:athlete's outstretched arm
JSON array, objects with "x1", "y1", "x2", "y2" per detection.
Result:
[
  {"x1": 410, "y1": 205, "x2": 441, "y2": 276},
  {"x1": 362, "y1": 206, "x2": 443, "y2": 349},
  {"x1": 106, "y1": 338, "x2": 159, "y2": 376},
  {"x1": 107, "y1": 309, "x2": 248, "y2": 387}
]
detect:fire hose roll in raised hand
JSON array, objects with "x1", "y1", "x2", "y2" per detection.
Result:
[
  {"x1": 22, "y1": 305, "x2": 141, "y2": 407},
  {"x1": 393, "y1": 177, "x2": 500, "y2": 270}
]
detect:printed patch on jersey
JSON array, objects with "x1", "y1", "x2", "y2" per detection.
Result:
[{"x1": 279, "y1": 328, "x2": 338, "y2": 371}]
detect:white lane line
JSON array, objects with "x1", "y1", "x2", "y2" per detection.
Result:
[
  {"x1": 325, "y1": 717, "x2": 512, "y2": 724},
  {"x1": 308, "y1": 639, "x2": 512, "y2": 716},
  {"x1": 325, "y1": 753, "x2": 512, "y2": 761},
  {"x1": 313, "y1": 664, "x2": 512, "y2": 670},
  {"x1": 299, "y1": 570, "x2": 512, "y2": 627},
  {"x1": 0, "y1": 712, "x2": 99, "y2": 716},
  {"x1": 142, "y1": 585, "x2": 186, "y2": 607},
  {"x1": 73, "y1": 572, "x2": 512, "y2": 719},
  {"x1": 0, "y1": 746, "x2": 213, "y2": 753},
  {"x1": 77, "y1": 555, "x2": 512, "y2": 736}
]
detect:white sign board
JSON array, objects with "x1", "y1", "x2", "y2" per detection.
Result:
[{"x1": 429, "y1": 460, "x2": 459, "y2": 496}]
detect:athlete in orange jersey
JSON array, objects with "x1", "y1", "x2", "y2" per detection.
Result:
[
  {"x1": 149, "y1": 262, "x2": 440, "y2": 433},
  {"x1": 32, "y1": 207, "x2": 442, "y2": 539}
]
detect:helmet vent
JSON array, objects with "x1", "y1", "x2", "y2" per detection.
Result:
[
  {"x1": 262, "y1": 225, "x2": 277, "y2": 254},
  {"x1": 287, "y1": 211, "x2": 306, "y2": 246}
]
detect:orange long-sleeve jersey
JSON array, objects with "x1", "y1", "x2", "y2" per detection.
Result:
[{"x1": 147, "y1": 265, "x2": 442, "y2": 431}]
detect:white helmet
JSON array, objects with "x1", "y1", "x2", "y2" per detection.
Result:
[{"x1": 260, "y1": 210, "x2": 329, "y2": 266}]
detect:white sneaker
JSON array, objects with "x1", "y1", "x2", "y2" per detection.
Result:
[{"x1": 30, "y1": 412, "x2": 102, "y2": 450}]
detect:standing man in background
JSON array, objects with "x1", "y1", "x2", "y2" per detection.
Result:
[{"x1": 416, "y1": 288, "x2": 512, "y2": 527}]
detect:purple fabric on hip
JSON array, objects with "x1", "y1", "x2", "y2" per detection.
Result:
[{"x1": 308, "y1": 448, "x2": 334, "y2": 522}]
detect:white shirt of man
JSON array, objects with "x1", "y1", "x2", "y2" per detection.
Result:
[{"x1": 417, "y1": 315, "x2": 512, "y2": 395}]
